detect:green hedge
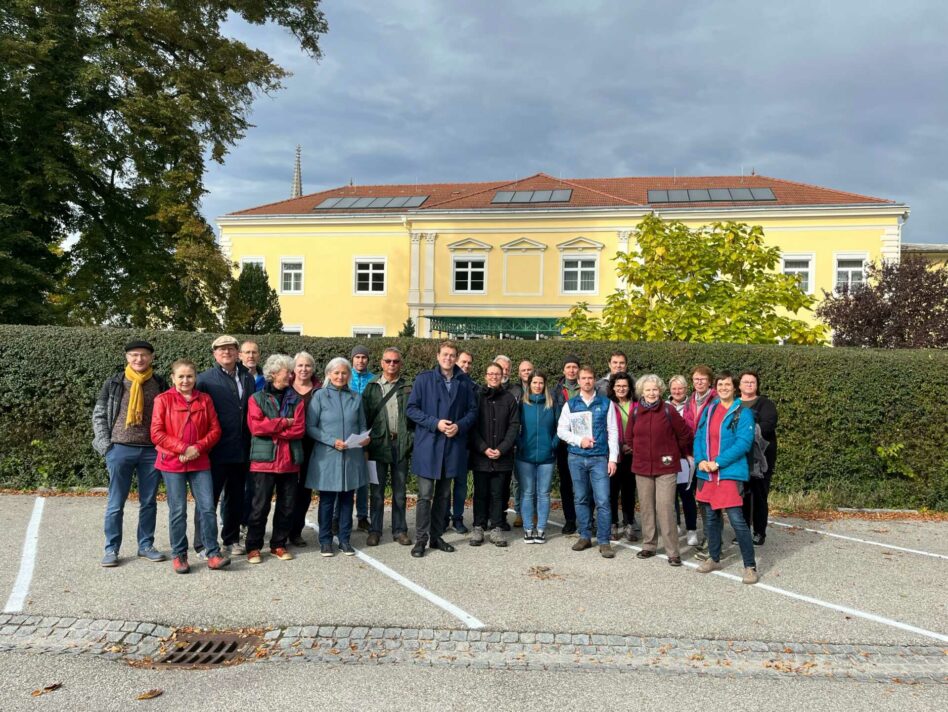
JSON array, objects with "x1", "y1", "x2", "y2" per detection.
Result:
[{"x1": 0, "y1": 325, "x2": 945, "y2": 509}]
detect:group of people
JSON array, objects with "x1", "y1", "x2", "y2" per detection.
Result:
[{"x1": 93, "y1": 339, "x2": 777, "y2": 584}]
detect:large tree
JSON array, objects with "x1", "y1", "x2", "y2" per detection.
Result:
[
  {"x1": 559, "y1": 215, "x2": 825, "y2": 344},
  {"x1": 816, "y1": 256, "x2": 948, "y2": 348},
  {"x1": 223, "y1": 263, "x2": 283, "y2": 334},
  {"x1": 0, "y1": 1, "x2": 327, "y2": 327}
]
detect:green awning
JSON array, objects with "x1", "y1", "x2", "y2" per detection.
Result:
[{"x1": 425, "y1": 315, "x2": 562, "y2": 339}]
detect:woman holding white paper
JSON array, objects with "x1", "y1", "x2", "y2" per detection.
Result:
[{"x1": 305, "y1": 357, "x2": 370, "y2": 557}]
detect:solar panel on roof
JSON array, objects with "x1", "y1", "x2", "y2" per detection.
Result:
[
  {"x1": 511, "y1": 191, "x2": 534, "y2": 202},
  {"x1": 492, "y1": 191, "x2": 515, "y2": 204},
  {"x1": 530, "y1": 190, "x2": 553, "y2": 202},
  {"x1": 351, "y1": 197, "x2": 376, "y2": 208},
  {"x1": 668, "y1": 189, "x2": 689, "y2": 202},
  {"x1": 688, "y1": 189, "x2": 711, "y2": 202},
  {"x1": 647, "y1": 190, "x2": 669, "y2": 203},
  {"x1": 729, "y1": 188, "x2": 753, "y2": 200},
  {"x1": 550, "y1": 189, "x2": 572, "y2": 202},
  {"x1": 333, "y1": 197, "x2": 358, "y2": 208},
  {"x1": 369, "y1": 197, "x2": 393, "y2": 207},
  {"x1": 403, "y1": 195, "x2": 428, "y2": 207},
  {"x1": 315, "y1": 197, "x2": 342, "y2": 209},
  {"x1": 387, "y1": 196, "x2": 410, "y2": 207},
  {"x1": 750, "y1": 187, "x2": 776, "y2": 200},
  {"x1": 708, "y1": 189, "x2": 731, "y2": 201}
]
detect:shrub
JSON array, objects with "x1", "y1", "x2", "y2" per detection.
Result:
[{"x1": 0, "y1": 325, "x2": 944, "y2": 509}]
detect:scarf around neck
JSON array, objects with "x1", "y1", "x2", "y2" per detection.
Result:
[{"x1": 124, "y1": 365, "x2": 153, "y2": 427}]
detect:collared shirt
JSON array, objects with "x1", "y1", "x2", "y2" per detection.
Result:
[
  {"x1": 221, "y1": 365, "x2": 244, "y2": 399},
  {"x1": 378, "y1": 375, "x2": 401, "y2": 436},
  {"x1": 556, "y1": 392, "x2": 620, "y2": 463},
  {"x1": 440, "y1": 371, "x2": 454, "y2": 395}
]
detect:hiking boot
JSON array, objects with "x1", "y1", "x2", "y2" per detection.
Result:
[
  {"x1": 489, "y1": 528, "x2": 508, "y2": 547},
  {"x1": 172, "y1": 555, "x2": 189, "y2": 574},
  {"x1": 561, "y1": 521, "x2": 577, "y2": 535},
  {"x1": 320, "y1": 544, "x2": 334, "y2": 557},
  {"x1": 357, "y1": 517, "x2": 370, "y2": 532},
  {"x1": 366, "y1": 532, "x2": 381, "y2": 546},
  {"x1": 534, "y1": 530, "x2": 546, "y2": 544},
  {"x1": 572, "y1": 538, "x2": 592, "y2": 552},
  {"x1": 742, "y1": 567, "x2": 760, "y2": 584},
  {"x1": 697, "y1": 558, "x2": 721, "y2": 574},
  {"x1": 430, "y1": 538, "x2": 456, "y2": 553},
  {"x1": 207, "y1": 553, "x2": 231, "y2": 570},
  {"x1": 395, "y1": 532, "x2": 412, "y2": 546},
  {"x1": 271, "y1": 547, "x2": 294, "y2": 561},
  {"x1": 247, "y1": 550, "x2": 262, "y2": 564},
  {"x1": 686, "y1": 530, "x2": 699, "y2": 546},
  {"x1": 599, "y1": 544, "x2": 615, "y2": 559},
  {"x1": 137, "y1": 547, "x2": 166, "y2": 563},
  {"x1": 513, "y1": 514, "x2": 523, "y2": 528},
  {"x1": 339, "y1": 542, "x2": 356, "y2": 556},
  {"x1": 469, "y1": 526, "x2": 485, "y2": 546},
  {"x1": 101, "y1": 550, "x2": 119, "y2": 567}
]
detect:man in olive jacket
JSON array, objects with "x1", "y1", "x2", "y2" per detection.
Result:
[{"x1": 363, "y1": 347, "x2": 414, "y2": 547}]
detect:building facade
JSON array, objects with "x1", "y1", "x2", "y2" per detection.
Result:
[{"x1": 218, "y1": 173, "x2": 909, "y2": 338}]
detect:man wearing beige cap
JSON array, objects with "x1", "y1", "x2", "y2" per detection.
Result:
[{"x1": 193, "y1": 335, "x2": 256, "y2": 557}]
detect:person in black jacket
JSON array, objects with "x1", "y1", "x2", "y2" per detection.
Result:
[
  {"x1": 469, "y1": 362, "x2": 520, "y2": 548},
  {"x1": 193, "y1": 335, "x2": 256, "y2": 558},
  {"x1": 738, "y1": 370, "x2": 778, "y2": 546}
]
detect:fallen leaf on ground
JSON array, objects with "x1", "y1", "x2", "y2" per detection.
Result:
[
  {"x1": 137, "y1": 689, "x2": 163, "y2": 700},
  {"x1": 31, "y1": 682, "x2": 63, "y2": 697}
]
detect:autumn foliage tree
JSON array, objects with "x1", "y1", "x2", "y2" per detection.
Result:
[
  {"x1": 816, "y1": 256, "x2": 948, "y2": 348},
  {"x1": 559, "y1": 215, "x2": 825, "y2": 344}
]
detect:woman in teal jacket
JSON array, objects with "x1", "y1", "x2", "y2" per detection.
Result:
[
  {"x1": 515, "y1": 372, "x2": 559, "y2": 544},
  {"x1": 693, "y1": 371, "x2": 759, "y2": 584}
]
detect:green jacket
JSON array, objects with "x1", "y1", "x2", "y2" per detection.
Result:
[{"x1": 362, "y1": 375, "x2": 413, "y2": 463}]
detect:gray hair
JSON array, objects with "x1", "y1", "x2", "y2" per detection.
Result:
[
  {"x1": 668, "y1": 375, "x2": 688, "y2": 391},
  {"x1": 635, "y1": 373, "x2": 666, "y2": 398},
  {"x1": 262, "y1": 354, "x2": 295, "y2": 382},
  {"x1": 324, "y1": 356, "x2": 352, "y2": 381},
  {"x1": 382, "y1": 346, "x2": 403, "y2": 358},
  {"x1": 294, "y1": 351, "x2": 316, "y2": 369},
  {"x1": 494, "y1": 354, "x2": 511, "y2": 367}
]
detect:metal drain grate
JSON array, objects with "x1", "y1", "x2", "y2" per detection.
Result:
[{"x1": 157, "y1": 633, "x2": 259, "y2": 668}]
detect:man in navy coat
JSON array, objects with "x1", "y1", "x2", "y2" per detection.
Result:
[{"x1": 406, "y1": 340, "x2": 478, "y2": 557}]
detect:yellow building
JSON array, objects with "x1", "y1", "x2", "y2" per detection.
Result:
[{"x1": 218, "y1": 173, "x2": 909, "y2": 338}]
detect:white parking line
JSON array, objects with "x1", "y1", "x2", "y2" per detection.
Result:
[
  {"x1": 4, "y1": 497, "x2": 45, "y2": 614},
  {"x1": 768, "y1": 520, "x2": 948, "y2": 560},
  {"x1": 307, "y1": 520, "x2": 485, "y2": 630},
  {"x1": 543, "y1": 518, "x2": 948, "y2": 644}
]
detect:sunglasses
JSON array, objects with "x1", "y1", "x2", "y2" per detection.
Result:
[{"x1": 382, "y1": 358, "x2": 401, "y2": 364}]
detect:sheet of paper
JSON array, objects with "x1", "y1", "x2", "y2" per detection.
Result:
[
  {"x1": 367, "y1": 460, "x2": 378, "y2": 485},
  {"x1": 568, "y1": 411, "x2": 593, "y2": 439},
  {"x1": 343, "y1": 429, "x2": 371, "y2": 448}
]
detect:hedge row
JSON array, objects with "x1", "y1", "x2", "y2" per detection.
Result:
[{"x1": 0, "y1": 325, "x2": 945, "y2": 509}]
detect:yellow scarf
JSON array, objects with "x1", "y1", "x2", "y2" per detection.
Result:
[{"x1": 124, "y1": 365, "x2": 154, "y2": 427}]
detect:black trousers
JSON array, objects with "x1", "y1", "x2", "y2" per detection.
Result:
[
  {"x1": 555, "y1": 442, "x2": 576, "y2": 524},
  {"x1": 288, "y1": 482, "x2": 313, "y2": 539},
  {"x1": 246, "y1": 472, "x2": 297, "y2": 551},
  {"x1": 609, "y1": 457, "x2": 636, "y2": 525},
  {"x1": 415, "y1": 475, "x2": 452, "y2": 544},
  {"x1": 742, "y1": 471, "x2": 773, "y2": 537},
  {"x1": 194, "y1": 461, "x2": 247, "y2": 551},
  {"x1": 473, "y1": 470, "x2": 509, "y2": 529}
]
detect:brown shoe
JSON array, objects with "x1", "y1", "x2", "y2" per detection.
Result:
[
  {"x1": 599, "y1": 544, "x2": 615, "y2": 559},
  {"x1": 366, "y1": 532, "x2": 381, "y2": 547},
  {"x1": 571, "y1": 538, "x2": 592, "y2": 552},
  {"x1": 513, "y1": 514, "x2": 523, "y2": 528},
  {"x1": 742, "y1": 567, "x2": 760, "y2": 584},
  {"x1": 395, "y1": 532, "x2": 412, "y2": 546},
  {"x1": 636, "y1": 549, "x2": 656, "y2": 559}
]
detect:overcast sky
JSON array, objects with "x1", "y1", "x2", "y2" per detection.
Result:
[{"x1": 203, "y1": 0, "x2": 948, "y2": 243}]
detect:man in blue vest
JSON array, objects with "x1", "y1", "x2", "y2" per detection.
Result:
[{"x1": 556, "y1": 364, "x2": 619, "y2": 558}]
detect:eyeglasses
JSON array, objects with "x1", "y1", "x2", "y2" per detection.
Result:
[{"x1": 382, "y1": 359, "x2": 401, "y2": 364}]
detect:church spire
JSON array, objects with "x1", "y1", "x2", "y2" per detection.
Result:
[{"x1": 291, "y1": 145, "x2": 302, "y2": 198}]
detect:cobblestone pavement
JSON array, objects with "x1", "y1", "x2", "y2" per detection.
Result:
[{"x1": 0, "y1": 614, "x2": 944, "y2": 684}]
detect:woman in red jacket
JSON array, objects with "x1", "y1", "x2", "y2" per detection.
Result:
[
  {"x1": 624, "y1": 374, "x2": 693, "y2": 566},
  {"x1": 150, "y1": 359, "x2": 226, "y2": 574},
  {"x1": 246, "y1": 354, "x2": 306, "y2": 564}
]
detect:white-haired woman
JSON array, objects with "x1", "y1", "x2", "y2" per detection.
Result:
[
  {"x1": 624, "y1": 374, "x2": 693, "y2": 567},
  {"x1": 305, "y1": 357, "x2": 370, "y2": 557},
  {"x1": 288, "y1": 351, "x2": 320, "y2": 547},
  {"x1": 246, "y1": 354, "x2": 306, "y2": 564},
  {"x1": 668, "y1": 374, "x2": 699, "y2": 546}
]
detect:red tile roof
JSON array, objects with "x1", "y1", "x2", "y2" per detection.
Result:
[{"x1": 227, "y1": 172, "x2": 895, "y2": 216}]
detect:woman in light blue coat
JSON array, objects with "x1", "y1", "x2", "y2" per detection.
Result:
[{"x1": 306, "y1": 357, "x2": 369, "y2": 557}]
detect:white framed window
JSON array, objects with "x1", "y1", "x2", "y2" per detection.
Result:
[
  {"x1": 561, "y1": 255, "x2": 598, "y2": 294},
  {"x1": 279, "y1": 258, "x2": 304, "y2": 294},
  {"x1": 781, "y1": 253, "x2": 814, "y2": 294},
  {"x1": 352, "y1": 326, "x2": 384, "y2": 339},
  {"x1": 354, "y1": 257, "x2": 387, "y2": 295},
  {"x1": 282, "y1": 325, "x2": 302, "y2": 336},
  {"x1": 240, "y1": 256, "x2": 265, "y2": 272},
  {"x1": 453, "y1": 257, "x2": 486, "y2": 294},
  {"x1": 834, "y1": 253, "x2": 867, "y2": 294}
]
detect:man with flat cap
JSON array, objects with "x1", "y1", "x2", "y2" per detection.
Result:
[
  {"x1": 193, "y1": 335, "x2": 256, "y2": 557},
  {"x1": 93, "y1": 339, "x2": 168, "y2": 567}
]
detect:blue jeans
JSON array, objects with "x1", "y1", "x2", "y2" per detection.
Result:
[
  {"x1": 705, "y1": 503, "x2": 756, "y2": 568},
  {"x1": 450, "y1": 472, "x2": 468, "y2": 525},
  {"x1": 333, "y1": 484, "x2": 368, "y2": 521},
  {"x1": 320, "y1": 490, "x2": 354, "y2": 546},
  {"x1": 103, "y1": 444, "x2": 160, "y2": 554},
  {"x1": 516, "y1": 461, "x2": 553, "y2": 532},
  {"x1": 163, "y1": 470, "x2": 219, "y2": 558},
  {"x1": 567, "y1": 454, "x2": 611, "y2": 543}
]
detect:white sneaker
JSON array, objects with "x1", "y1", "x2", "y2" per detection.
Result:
[
  {"x1": 686, "y1": 530, "x2": 699, "y2": 546},
  {"x1": 229, "y1": 543, "x2": 247, "y2": 556}
]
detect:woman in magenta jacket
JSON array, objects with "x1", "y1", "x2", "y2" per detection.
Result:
[{"x1": 624, "y1": 374, "x2": 693, "y2": 566}]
